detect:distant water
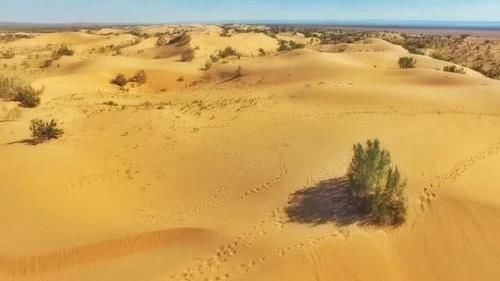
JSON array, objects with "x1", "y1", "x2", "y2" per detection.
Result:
[
  {"x1": 239, "y1": 20, "x2": 500, "y2": 30},
  {"x1": 2, "y1": 20, "x2": 500, "y2": 31}
]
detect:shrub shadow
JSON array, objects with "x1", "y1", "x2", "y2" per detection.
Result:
[
  {"x1": 285, "y1": 177, "x2": 370, "y2": 226},
  {"x1": 3, "y1": 138, "x2": 35, "y2": 145}
]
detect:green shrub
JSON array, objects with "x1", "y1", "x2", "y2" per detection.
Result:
[
  {"x1": 30, "y1": 119, "x2": 63, "y2": 144},
  {"x1": 180, "y1": 48, "x2": 195, "y2": 62},
  {"x1": 347, "y1": 139, "x2": 407, "y2": 226},
  {"x1": 110, "y1": 74, "x2": 128, "y2": 87},
  {"x1": 398, "y1": 57, "x2": 417, "y2": 69},
  {"x1": 13, "y1": 86, "x2": 42, "y2": 107},
  {"x1": 443, "y1": 65, "x2": 465, "y2": 74}
]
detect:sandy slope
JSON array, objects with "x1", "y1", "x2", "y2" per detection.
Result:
[{"x1": 1, "y1": 26, "x2": 500, "y2": 281}]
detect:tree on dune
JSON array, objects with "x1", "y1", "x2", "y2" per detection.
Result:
[{"x1": 347, "y1": 139, "x2": 407, "y2": 226}]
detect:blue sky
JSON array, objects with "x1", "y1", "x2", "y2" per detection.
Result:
[{"x1": 1, "y1": 0, "x2": 500, "y2": 23}]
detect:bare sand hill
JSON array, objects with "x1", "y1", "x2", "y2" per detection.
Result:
[{"x1": 1, "y1": 25, "x2": 500, "y2": 281}]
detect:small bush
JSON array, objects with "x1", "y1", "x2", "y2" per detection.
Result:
[
  {"x1": 0, "y1": 76, "x2": 42, "y2": 107},
  {"x1": 217, "y1": 47, "x2": 241, "y2": 58},
  {"x1": 128, "y1": 70, "x2": 147, "y2": 84},
  {"x1": 30, "y1": 119, "x2": 63, "y2": 144},
  {"x1": 41, "y1": 45, "x2": 74, "y2": 68},
  {"x1": 443, "y1": 65, "x2": 465, "y2": 74},
  {"x1": 404, "y1": 45, "x2": 424, "y2": 55},
  {"x1": 53, "y1": 45, "x2": 74, "y2": 59},
  {"x1": 398, "y1": 57, "x2": 417, "y2": 69},
  {"x1": 0, "y1": 76, "x2": 22, "y2": 99},
  {"x1": 347, "y1": 139, "x2": 407, "y2": 226},
  {"x1": 277, "y1": 40, "x2": 305, "y2": 52},
  {"x1": 258, "y1": 48, "x2": 266, "y2": 56},
  {"x1": 13, "y1": 86, "x2": 42, "y2": 107},
  {"x1": 54, "y1": 45, "x2": 75, "y2": 58},
  {"x1": 180, "y1": 48, "x2": 195, "y2": 62},
  {"x1": 110, "y1": 74, "x2": 128, "y2": 87}
]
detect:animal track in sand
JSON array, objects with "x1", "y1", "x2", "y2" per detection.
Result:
[
  {"x1": 167, "y1": 153, "x2": 289, "y2": 280},
  {"x1": 260, "y1": 109, "x2": 500, "y2": 127},
  {"x1": 276, "y1": 233, "x2": 341, "y2": 257},
  {"x1": 169, "y1": 206, "x2": 292, "y2": 281},
  {"x1": 172, "y1": 158, "x2": 263, "y2": 223},
  {"x1": 238, "y1": 257, "x2": 266, "y2": 273},
  {"x1": 226, "y1": 162, "x2": 288, "y2": 202},
  {"x1": 173, "y1": 145, "x2": 289, "y2": 224},
  {"x1": 419, "y1": 142, "x2": 500, "y2": 210}
]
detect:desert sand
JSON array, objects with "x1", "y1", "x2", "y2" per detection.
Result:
[{"x1": 1, "y1": 25, "x2": 500, "y2": 281}]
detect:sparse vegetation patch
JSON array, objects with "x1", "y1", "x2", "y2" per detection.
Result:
[
  {"x1": 443, "y1": 65, "x2": 465, "y2": 74},
  {"x1": 110, "y1": 74, "x2": 128, "y2": 87},
  {"x1": 0, "y1": 75, "x2": 42, "y2": 107},
  {"x1": 398, "y1": 57, "x2": 417, "y2": 69},
  {"x1": 110, "y1": 70, "x2": 148, "y2": 87},
  {"x1": 217, "y1": 46, "x2": 241, "y2": 58},
  {"x1": 13, "y1": 86, "x2": 42, "y2": 107},
  {"x1": 128, "y1": 69, "x2": 147, "y2": 84},
  {"x1": 53, "y1": 45, "x2": 74, "y2": 58},
  {"x1": 41, "y1": 45, "x2": 74, "y2": 68},
  {"x1": 277, "y1": 40, "x2": 305, "y2": 52},
  {"x1": 30, "y1": 119, "x2": 64, "y2": 144}
]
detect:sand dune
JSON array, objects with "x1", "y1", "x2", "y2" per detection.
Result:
[
  {"x1": 1, "y1": 228, "x2": 216, "y2": 276},
  {"x1": 1, "y1": 25, "x2": 500, "y2": 281}
]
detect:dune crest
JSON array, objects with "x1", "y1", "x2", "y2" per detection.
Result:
[{"x1": 0, "y1": 228, "x2": 215, "y2": 277}]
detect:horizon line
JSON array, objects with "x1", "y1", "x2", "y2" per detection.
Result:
[{"x1": 2, "y1": 19, "x2": 500, "y2": 31}]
